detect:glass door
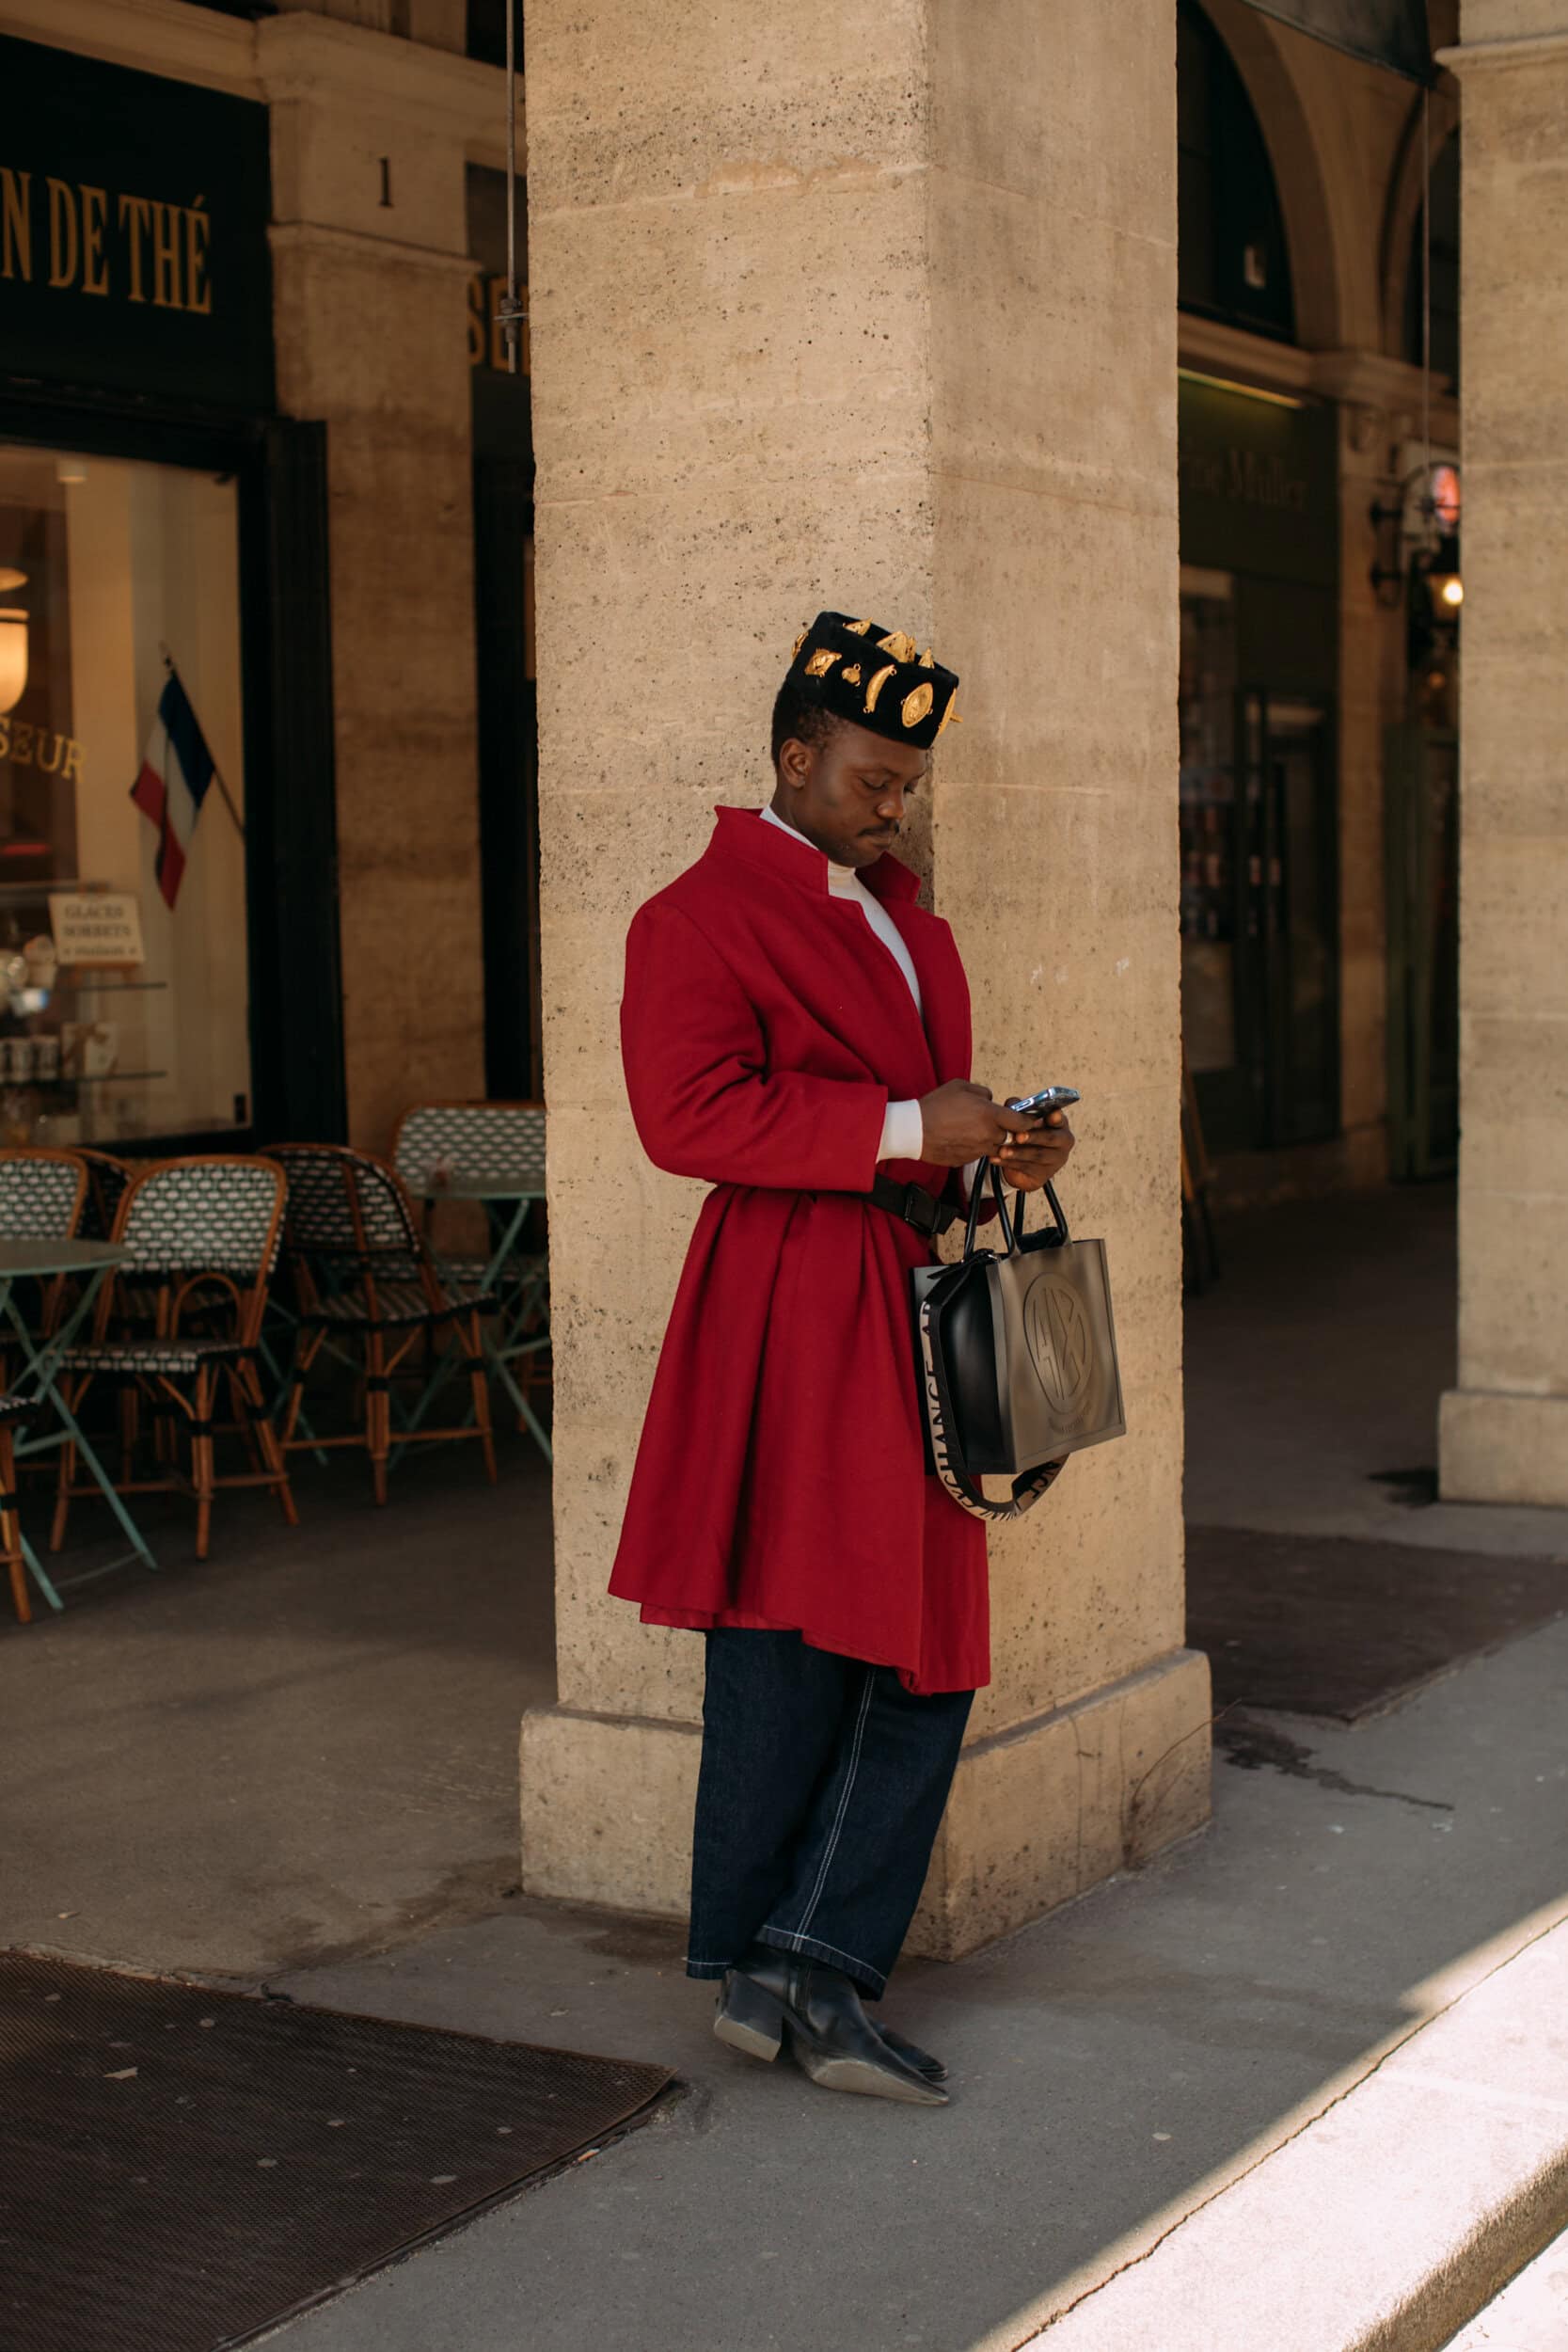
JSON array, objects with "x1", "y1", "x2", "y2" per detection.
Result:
[{"x1": 1180, "y1": 576, "x2": 1339, "y2": 1152}]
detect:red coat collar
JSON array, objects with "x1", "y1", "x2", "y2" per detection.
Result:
[{"x1": 704, "y1": 804, "x2": 922, "y2": 906}]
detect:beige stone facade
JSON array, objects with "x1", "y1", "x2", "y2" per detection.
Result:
[{"x1": 1439, "y1": 5, "x2": 1568, "y2": 1506}]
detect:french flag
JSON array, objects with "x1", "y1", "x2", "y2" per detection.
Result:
[{"x1": 130, "y1": 669, "x2": 214, "y2": 911}]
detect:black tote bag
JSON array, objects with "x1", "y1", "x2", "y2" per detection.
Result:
[{"x1": 911, "y1": 1168, "x2": 1126, "y2": 1522}]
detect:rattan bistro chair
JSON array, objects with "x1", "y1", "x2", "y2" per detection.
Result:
[
  {"x1": 51, "y1": 1156, "x2": 298, "y2": 1560},
  {"x1": 391, "y1": 1102, "x2": 550, "y2": 1439},
  {"x1": 393, "y1": 1101, "x2": 546, "y2": 1216},
  {"x1": 0, "y1": 1146, "x2": 89, "y2": 1359},
  {"x1": 265, "y1": 1143, "x2": 499, "y2": 1503},
  {"x1": 0, "y1": 1148, "x2": 87, "y2": 1241}
]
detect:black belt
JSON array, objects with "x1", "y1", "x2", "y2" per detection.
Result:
[{"x1": 867, "y1": 1174, "x2": 959, "y2": 1238}]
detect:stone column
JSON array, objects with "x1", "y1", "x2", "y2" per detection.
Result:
[
  {"x1": 260, "y1": 11, "x2": 488, "y2": 1148},
  {"x1": 522, "y1": 0, "x2": 1212, "y2": 1952},
  {"x1": 1438, "y1": 10, "x2": 1568, "y2": 1507}
]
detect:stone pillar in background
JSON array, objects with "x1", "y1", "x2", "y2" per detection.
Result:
[
  {"x1": 523, "y1": 0, "x2": 1212, "y2": 1951},
  {"x1": 1439, "y1": 9, "x2": 1568, "y2": 1506},
  {"x1": 261, "y1": 11, "x2": 487, "y2": 1147}
]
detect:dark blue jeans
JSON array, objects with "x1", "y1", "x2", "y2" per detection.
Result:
[{"x1": 686, "y1": 1629, "x2": 974, "y2": 1999}]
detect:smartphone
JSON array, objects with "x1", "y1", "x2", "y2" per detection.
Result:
[{"x1": 1004, "y1": 1086, "x2": 1081, "y2": 1116}]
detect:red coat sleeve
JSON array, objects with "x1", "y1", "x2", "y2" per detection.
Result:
[{"x1": 622, "y1": 901, "x2": 889, "y2": 1191}]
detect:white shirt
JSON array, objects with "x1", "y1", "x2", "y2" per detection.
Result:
[{"x1": 758, "y1": 805, "x2": 926, "y2": 1164}]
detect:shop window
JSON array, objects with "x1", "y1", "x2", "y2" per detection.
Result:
[
  {"x1": 1403, "y1": 132, "x2": 1460, "y2": 392},
  {"x1": 0, "y1": 443, "x2": 250, "y2": 1147},
  {"x1": 1179, "y1": 0, "x2": 1295, "y2": 342}
]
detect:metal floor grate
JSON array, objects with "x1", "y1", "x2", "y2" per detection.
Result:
[{"x1": 0, "y1": 1950, "x2": 674, "y2": 2352}]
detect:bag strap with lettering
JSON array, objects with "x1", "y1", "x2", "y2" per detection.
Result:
[{"x1": 916, "y1": 1260, "x2": 1066, "y2": 1523}]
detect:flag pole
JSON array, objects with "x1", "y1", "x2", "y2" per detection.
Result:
[{"x1": 157, "y1": 644, "x2": 247, "y2": 842}]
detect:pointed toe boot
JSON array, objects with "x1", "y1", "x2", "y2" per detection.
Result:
[
  {"x1": 715, "y1": 1947, "x2": 947, "y2": 2106},
  {"x1": 876, "y1": 2023, "x2": 947, "y2": 2083}
]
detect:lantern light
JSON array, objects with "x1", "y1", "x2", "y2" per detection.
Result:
[{"x1": 0, "y1": 611, "x2": 27, "y2": 714}]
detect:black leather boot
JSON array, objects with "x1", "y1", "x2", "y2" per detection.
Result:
[
  {"x1": 876, "y1": 2023, "x2": 947, "y2": 2084},
  {"x1": 714, "y1": 1947, "x2": 947, "y2": 2105}
]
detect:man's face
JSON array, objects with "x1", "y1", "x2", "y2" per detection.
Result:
[{"x1": 774, "y1": 718, "x2": 930, "y2": 869}]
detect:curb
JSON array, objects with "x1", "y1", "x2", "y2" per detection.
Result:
[{"x1": 1023, "y1": 1907, "x2": 1568, "y2": 2352}]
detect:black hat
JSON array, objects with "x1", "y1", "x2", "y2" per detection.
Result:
[{"x1": 784, "y1": 611, "x2": 960, "y2": 751}]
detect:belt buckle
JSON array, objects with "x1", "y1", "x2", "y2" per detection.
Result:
[{"x1": 902, "y1": 1184, "x2": 941, "y2": 1237}]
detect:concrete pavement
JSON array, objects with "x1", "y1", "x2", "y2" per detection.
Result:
[
  {"x1": 259, "y1": 1608, "x2": 1568, "y2": 2351},
  {"x1": 0, "y1": 1440, "x2": 555, "y2": 1979}
]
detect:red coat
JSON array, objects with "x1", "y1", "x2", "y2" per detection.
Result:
[{"x1": 608, "y1": 805, "x2": 990, "y2": 1694}]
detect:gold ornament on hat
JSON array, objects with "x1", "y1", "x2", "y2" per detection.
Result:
[
  {"x1": 842, "y1": 662, "x2": 863, "y2": 686},
  {"x1": 876, "y1": 630, "x2": 918, "y2": 663},
  {"x1": 934, "y1": 692, "x2": 962, "y2": 737},
  {"x1": 803, "y1": 648, "x2": 840, "y2": 677},
  {"x1": 843, "y1": 618, "x2": 873, "y2": 636},
  {"x1": 863, "y1": 663, "x2": 896, "y2": 714},
  {"x1": 792, "y1": 628, "x2": 809, "y2": 657},
  {"x1": 919, "y1": 647, "x2": 935, "y2": 667},
  {"x1": 900, "y1": 681, "x2": 935, "y2": 729}
]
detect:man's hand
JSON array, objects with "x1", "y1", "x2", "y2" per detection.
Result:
[
  {"x1": 996, "y1": 1109, "x2": 1075, "y2": 1191},
  {"x1": 917, "y1": 1080, "x2": 1041, "y2": 1169}
]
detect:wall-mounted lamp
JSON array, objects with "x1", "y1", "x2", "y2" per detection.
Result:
[
  {"x1": 1370, "y1": 464, "x2": 1462, "y2": 638},
  {"x1": 0, "y1": 568, "x2": 27, "y2": 715},
  {"x1": 1425, "y1": 532, "x2": 1463, "y2": 616}
]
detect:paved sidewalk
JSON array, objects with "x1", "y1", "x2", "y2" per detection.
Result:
[
  {"x1": 244, "y1": 1183, "x2": 1568, "y2": 2350},
  {"x1": 261, "y1": 1605, "x2": 1568, "y2": 2351},
  {"x1": 1185, "y1": 1184, "x2": 1568, "y2": 1561}
]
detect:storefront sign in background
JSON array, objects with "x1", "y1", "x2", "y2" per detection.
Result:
[
  {"x1": 50, "y1": 892, "x2": 145, "y2": 967},
  {"x1": 1179, "y1": 374, "x2": 1338, "y2": 590},
  {"x1": 0, "y1": 35, "x2": 273, "y2": 413}
]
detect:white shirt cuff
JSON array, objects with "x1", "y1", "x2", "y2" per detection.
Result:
[
  {"x1": 963, "y1": 1157, "x2": 1016, "y2": 1197},
  {"x1": 878, "y1": 1097, "x2": 925, "y2": 1164}
]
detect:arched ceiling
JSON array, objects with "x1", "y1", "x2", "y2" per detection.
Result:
[{"x1": 1238, "y1": 0, "x2": 1435, "y2": 80}]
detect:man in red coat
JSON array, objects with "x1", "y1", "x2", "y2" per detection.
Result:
[{"x1": 611, "y1": 612, "x2": 1074, "y2": 2105}]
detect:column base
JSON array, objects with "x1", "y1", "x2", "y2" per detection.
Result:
[
  {"x1": 519, "y1": 1647, "x2": 1212, "y2": 1961},
  {"x1": 1440, "y1": 1389, "x2": 1568, "y2": 1508}
]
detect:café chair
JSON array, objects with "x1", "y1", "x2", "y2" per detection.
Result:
[
  {"x1": 264, "y1": 1142, "x2": 498, "y2": 1503},
  {"x1": 0, "y1": 1146, "x2": 90, "y2": 1359},
  {"x1": 51, "y1": 1156, "x2": 298, "y2": 1560},
  {"x1": 391, "y1": 1101, "x2": 550, "y2": 1437},
  {"x1": 0, "y1": 1147, "x2": 87, "y2": 1241}
]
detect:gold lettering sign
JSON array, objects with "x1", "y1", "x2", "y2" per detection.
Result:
[
  {"x1": 0, "y1": 715, "x2": 84, "y2": 780},
  {"x1": 0, "y1": 167, "x2": 219, "y2": 315}
]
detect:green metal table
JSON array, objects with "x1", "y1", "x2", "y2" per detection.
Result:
[{"x1": 0, "y1": 1238, "x2": 154, "y2": 1612}]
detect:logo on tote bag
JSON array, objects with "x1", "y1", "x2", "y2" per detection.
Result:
[{"x1": 1023, "y1": 1277, "x2": 1094, "y2": 1419}]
